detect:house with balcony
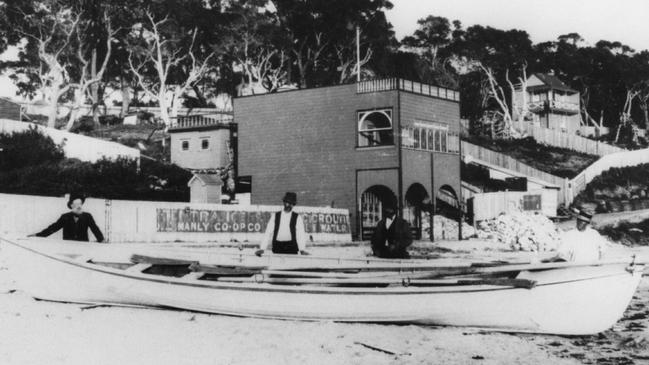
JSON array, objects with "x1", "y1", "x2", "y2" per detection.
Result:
[
  {"x1": 234, "y1": 78, "x2": 462, "y2": 240},
  {"x1": 512, "y1": 73, "x2": 581, "y2": 134}
]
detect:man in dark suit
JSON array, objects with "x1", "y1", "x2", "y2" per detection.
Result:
[
  {"x1": 31, "y1": 194, "x2": 105, "y2": 242},
  {"x1": 371, "y1": 204, "x2": 413, "y2": 259}
]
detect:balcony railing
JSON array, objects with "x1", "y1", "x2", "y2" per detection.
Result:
[
  {"x1": 549, "y1": 100, "x2": 579, "y2": 113},
  {"x1": 357, "y1": 78, "x2": 460, "y2": 102},
  {"x1": 526, "y1": 100, "x2": 580, "y2": 114},
  {"x1": 169, "y1": 114, "x2": 234, "y2": 130}
]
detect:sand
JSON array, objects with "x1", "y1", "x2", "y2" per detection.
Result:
[{"x1": 0, "y1": 241, "x2": 648, "y2": 365}]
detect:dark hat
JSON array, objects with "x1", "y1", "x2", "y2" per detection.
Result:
[
  {"x1": 67, "y1": 193, "x2": 86, "y2": 208},
  {"x1": 282, "y1": 192, "x2": 297, "y2": 205},
  {"x1": 576, "y1": 209, "x2": 592, "y2": 223}
]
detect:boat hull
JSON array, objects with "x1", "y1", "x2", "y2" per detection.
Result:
[{"x1": 0, "y1": 237, "x2": 642, "y2": 335}]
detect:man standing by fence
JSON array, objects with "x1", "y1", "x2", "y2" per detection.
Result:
[{"x1": 30, "y1": 193, "x2": 105, "y2": 243}]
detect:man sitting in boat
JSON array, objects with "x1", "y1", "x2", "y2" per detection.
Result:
[
  {"x1": 553, "y1": 208, "x2": 606, "y2": 262},
  {"x1": 370, "y1": 204, "x2": 413, "y2": 259},
  {"x1": 30, "y1": 193, "x2": 105, "y2": 243},
  {"x1": 255, "y1": 192, "x2": 309, "y2": 256}
]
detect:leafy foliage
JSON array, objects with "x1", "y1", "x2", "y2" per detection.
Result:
[
  {"x1": 0, "y1": 129, "x2": 190, "y2": 201},
  {"x1": 0, "y1": 127, "x2": 64, "y2": 170}
]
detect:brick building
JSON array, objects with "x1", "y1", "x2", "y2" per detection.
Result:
[
  {"x1": 168, "y1": 115, "x2": 236, "y2": 171},
  {"x1": 0, "y1": 98, "x2": 21, "y2": 121},
  {"x1": 235, "y1": 79, "x2": 461, "y2": 239}
]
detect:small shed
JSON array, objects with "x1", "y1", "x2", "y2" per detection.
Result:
[
  {"x1": 188, "y1": 173, "x2": 223, "y2": 204},
  {"x1": 0, "y1": 98, "x2": 21, "y2": 121}
]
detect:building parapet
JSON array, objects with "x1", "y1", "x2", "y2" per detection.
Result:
[
  {"x1": 357, "y1": 78, "x2": 460, "y2": 102},
  {"x1": 168, "y1": 114, "x2": 234, "y2": 132}
]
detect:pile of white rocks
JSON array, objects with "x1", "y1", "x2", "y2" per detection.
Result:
[
  {"x1": 476, "y1": 212, "x2": 562, "y2": 252},
  {"x1": 422, "y1": 215, "x2": 477, "y2": 241}
]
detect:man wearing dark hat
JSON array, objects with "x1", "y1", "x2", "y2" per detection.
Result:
[
  {"x1": 554, "y1": 208, "x2": 606, "y2": 262},
  {"x1": 370, "y1": 204, "x2": 413, "y2": 259},
  {"x1": 256, "y1": 192, "x2": 308, "y2": 256},
  {"x1": 31, "y1": 193, "x2": 105, "y2": 242}
]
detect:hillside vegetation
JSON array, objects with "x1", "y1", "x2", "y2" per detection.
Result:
[
  {"x1": 464, "y1": 136, "x2": 599, "y2": 179},
  {"x1": 0, "y1": 128, "x2": 190, "y2": 201}
]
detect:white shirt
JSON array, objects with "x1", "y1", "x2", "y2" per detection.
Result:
[
  {"x1": 385, "y1": 216, "x2": 394, "y2": 230},
  {"x1": 556, "y1": 227, "x2": 607, "y2": 262},
  {"x1": 260, "y1": 210, "x2": 307, "y2": 251}
]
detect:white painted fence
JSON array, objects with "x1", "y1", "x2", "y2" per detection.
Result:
[
  {"x1": 567, "y1": 147, "x2": 649, "y2": 203},
  {"x1": 0, "y1": 119, "x2": 140, "y2": 163},
  {"x1": 469, "y1": 189, "x2": 558, "y2": 221},
  {"x1": 0, "y1": 194, "x2": 352, "y2": 244},
  {"x1": 522, "y1": 124, "x2": 624, "y2": 157}
]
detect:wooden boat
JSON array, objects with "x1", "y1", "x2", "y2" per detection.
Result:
[{"x1": 0, "y1": 236, "x2": 643, "y2": 335}]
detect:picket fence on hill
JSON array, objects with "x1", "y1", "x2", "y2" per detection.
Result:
[{"x1": 521, "y1": 124, "x2": 624, "y2": 157}]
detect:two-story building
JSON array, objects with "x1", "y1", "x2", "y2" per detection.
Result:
[
  {"x1": 235, "y1": 78, "x2": 461, "y2": 239},
  {"x1": 168, "y1": 114, "x2": 236, "y2": 171},
  {"x1": 512, "y1": 73, "x2": 581, "y2": 134}
]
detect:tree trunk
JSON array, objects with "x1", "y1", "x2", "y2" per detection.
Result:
[
  {"x1": 192, "y1": 85, "x2": 208, "y2": 107},
  {"x1": 90, "y1": 49, "x2": 99, "y2": 125},
  {"x1": 47, "y1": 98, "x2": 58, "y2": 129},
  {"x1": 158, "y1": 90, "x2": 171, "y2": 126},
  {"x1": 120, "y1": 76, "x2": 131, "y2": 118}
]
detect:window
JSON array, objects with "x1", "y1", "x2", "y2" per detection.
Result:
[
  {"x1": 201, "y1": 139, "x2": 209, "y2": 150},
  {"x1": 401, "y1": 121, "x2": 458, "y2": 154},
  {"x1": 181, "y1": 140, "x2": 189, "y2": 151},
  {"x1": 522, "y1": 195, "x2": 542, "y2": 211},
  {"x1": 358, "y1": 109, "x2": 394, "y2": 147}
]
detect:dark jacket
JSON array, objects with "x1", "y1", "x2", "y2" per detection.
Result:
[
  {"x1": 371, "y1": 216, "x2": 413, "y2": 259},
  {"x1": 36, "y1": 212, "x2": 104, "y2": 242}
]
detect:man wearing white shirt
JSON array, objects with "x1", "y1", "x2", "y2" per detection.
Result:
[
  {"x1": 553, "y1": 209, "x2": 606, "y2": 262},
  {"x1": 255, "y1": 192, "x2": 309, "y2": 256}
]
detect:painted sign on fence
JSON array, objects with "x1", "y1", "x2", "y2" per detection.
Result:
[{"x1": 156, "y1": 208, "x2": 351, "y2": 234}]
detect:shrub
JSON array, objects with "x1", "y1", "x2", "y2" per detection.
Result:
[{"x1": 0, "y1": 127, "x2": 64, "y2": 171}]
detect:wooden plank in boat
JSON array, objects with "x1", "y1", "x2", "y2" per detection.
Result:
[
  {"x1": 216, "y1": 275, "x2": 537, "y2": 288},
  {"x1": 126, "y1": 263, "x2": 153, "y2": 273},
  {"x1": 130, "y1": 254, "x2": 197, "y2": 266}
]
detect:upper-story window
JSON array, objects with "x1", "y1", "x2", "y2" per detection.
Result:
[
  {"x1": 201, "y1": 138, "x2": 210, "y2": 150},
  {"x1": 358, "y1": 109, "x2": 394, "y2": 147},
  {"x1": 181, "y1": 140, "x2": 189, "y2": 151},
  {"x1": 402, "y1": 121, "x2": 458, "y2": 154}
]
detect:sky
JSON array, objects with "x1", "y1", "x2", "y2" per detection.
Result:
[
  {"x1": 386, "y1": 0, "x2": 649, "y2": 51},
  {"x1": 2, "y1": 0, "x2": 649, "y2": 100}
]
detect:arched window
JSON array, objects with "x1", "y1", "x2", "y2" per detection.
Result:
[{"x1": 357, "y1": 109, "x2": 394, "y2": 147}]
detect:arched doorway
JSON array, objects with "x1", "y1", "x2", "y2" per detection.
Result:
[
  {"x1": 436, "y1": 185, "x2": 460, "y2": 219},
  {"x1": 360, "y1": 185, "x2": 397, "y2": 240},
  {"x1": 404, "y1": 183, "x2": 430, "y2": 240}
]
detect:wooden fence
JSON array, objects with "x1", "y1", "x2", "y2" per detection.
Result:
[
  {"x1": 567, "y1": 147, "x2": 649, "y2": 203},
  {"x1": 522, "y1": 124, "x2": 624, "y2": 156},
  {"x1": 461, "y1": 141, "x2": 569, "y2": 200},
  {"x1": 0, "y1": 193, "x2": 352, "y2": 244},
  {"x1": 462, "y1": 140, "x2": 649, "y2": 208},
  {"x1": 470, "y1": 189, "x2": 558, "y2": 221}
]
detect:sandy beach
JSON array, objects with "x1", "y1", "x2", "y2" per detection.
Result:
[{"x1": 1, "y1": 241, "x2": 648, "y2": 365}]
